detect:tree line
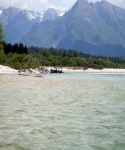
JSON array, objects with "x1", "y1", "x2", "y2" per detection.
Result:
[{"x1": 4, "y1": 43, "x2": 28, "y2": 54}]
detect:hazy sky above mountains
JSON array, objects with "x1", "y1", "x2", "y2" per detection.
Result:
[{"x1": 0, "y1": 0, "x2": 125, "y2": 11}]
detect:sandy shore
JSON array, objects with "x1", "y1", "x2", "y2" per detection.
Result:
[
  {"x1": 48, "y1": 67, "x2": 125, "y2": 74},
  {"x1": 0, "y1": 65, "x2": 125, "y2": 75},
  {"x1": 45, "y1": 66, "x2": 125, "y2": 73},
  {"x1": 84, "y1": 68, "x2": 125, "y2": 73},
  {"x1": 0, "y1": 65, "x2": 18, "y2": 73}
]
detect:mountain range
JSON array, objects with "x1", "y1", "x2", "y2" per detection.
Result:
[
  {"x1": 0, "y1": 7, "x2": 65, "y2": 44},
  {"x1": 20, "y1": 0, "x2": 125, "y2": 56},
  {"x1": 1, "y1": 0, "x2": 125, "y2": 56}
]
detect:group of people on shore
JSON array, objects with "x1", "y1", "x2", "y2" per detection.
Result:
[{"x1": 50, "y1": 68, "x2": 64, "y2": 73}]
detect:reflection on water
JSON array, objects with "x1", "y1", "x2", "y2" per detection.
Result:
[{"x1": 0, "y1": 73, "x2": 125, "y2": 150}]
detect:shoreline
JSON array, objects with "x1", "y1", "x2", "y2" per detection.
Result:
[
  {"x1": 0, "y1": 65, "x2": 125, "y2": 85},
  {"x1": 64, "y1": 68, "x2": 125, "y2": 73},
  {"x1": 47, "y1": 67, "x2": 125, "y2": 74},
  {"x1": 0, "y1": 65, "x2": 125, "y2": 74}
]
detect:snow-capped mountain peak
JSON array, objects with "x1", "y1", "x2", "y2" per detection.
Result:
[
  {"x1": 43, "y1": 8, "x2": 65, "y2": 21},
  {"x1": 0, "y1": 7, "x2": 66, "y2": 44},
  {"x1": 0, "y1": 7, "x2": 4, "y2": 15},
  {"x1": 22, "y1": 9, "x2": 45, "y2": 22}
]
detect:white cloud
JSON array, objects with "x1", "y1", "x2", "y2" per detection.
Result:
[
  {"x1": 0, "y1": 0, "x2": 49, "y2": 11},
  {"x1": 0, "y1": 0, "x2": 125, "y2": 11},
  {"x1": 0, "y1": 0, "x2": 76, "y2": 11},
  {"x1": 108, "y1": 0, "x2": 125, "y2": 9}
]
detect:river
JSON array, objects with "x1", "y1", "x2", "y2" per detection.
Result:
[{"x1": 0, "y1": 72, "x2": 125, "y2": 150}]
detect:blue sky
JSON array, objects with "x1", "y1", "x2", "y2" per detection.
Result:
[{"x1": 0, "y1": 0, "x2": 125, "y2": 11}]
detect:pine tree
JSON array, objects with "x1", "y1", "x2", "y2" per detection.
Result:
[
  {"x1": 0, "y1": 24, "x2": 4, "y2": 42},
  {"x1": 0, "y1": 23, "x2": 5, "y2": 63}
]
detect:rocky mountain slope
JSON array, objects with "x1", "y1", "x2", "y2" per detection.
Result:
[{"x1": 20, "y1": 0, "x2": 125, "y2": 56}]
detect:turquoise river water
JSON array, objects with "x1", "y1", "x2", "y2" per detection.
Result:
[{"x1": 0, "y1": 72, "x2": 125, "y2": 150}]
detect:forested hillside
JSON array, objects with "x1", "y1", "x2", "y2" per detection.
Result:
[{"x1": 2, "y1": 43, "x2": 125, "y2": 69}]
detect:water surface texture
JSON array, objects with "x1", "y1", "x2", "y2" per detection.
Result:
[{"x1": 0, "y1": 73, "x2": 125, "y2": 150}]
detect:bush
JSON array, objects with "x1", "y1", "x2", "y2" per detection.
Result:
[{"x1": 4, "y1": 53, "x2": 40, "y2": 69}]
